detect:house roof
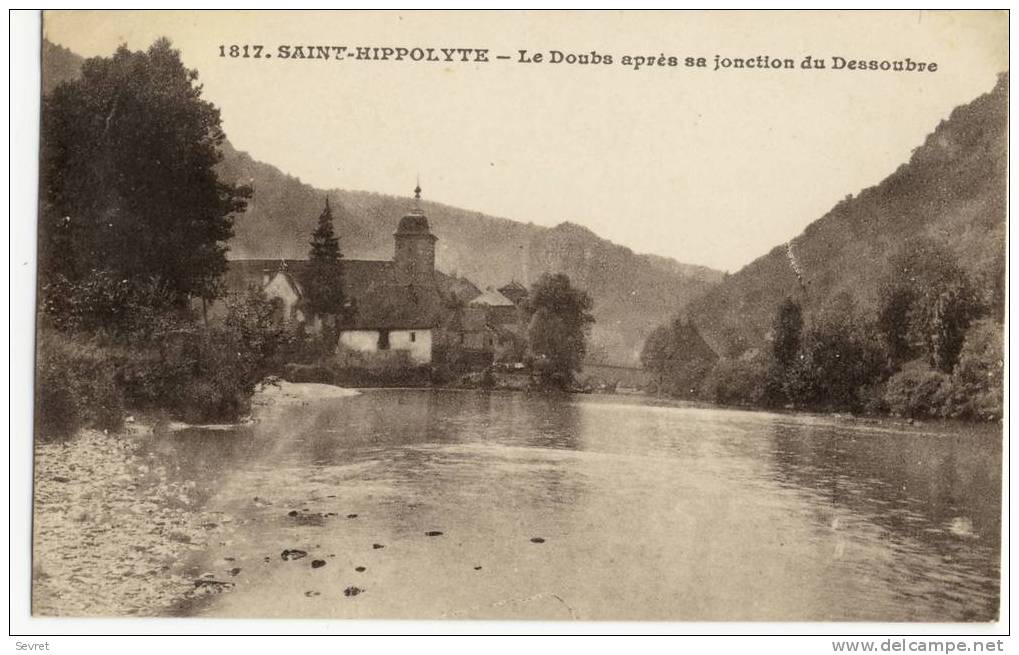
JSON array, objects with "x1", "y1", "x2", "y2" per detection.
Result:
[
  {"x1": 469, "y1": 287, "x2": 516, "y2": 307},
  {"x1": 225, "y1": 258, "x2": 474, "y2": 330},
  {"x1": 350, "y1": 283, "x2": 446, "y2": 329},
  {"x1": 497, "y1": 280, "x2": 529, "y2": 305},
  {"x1": 444, "y1": 305, "x2": 489, "y2": 332}
]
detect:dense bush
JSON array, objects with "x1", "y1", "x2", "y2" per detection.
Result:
[
  {"x1": 884, "y1": 319, "x2": 1004, "y2": 421},
  {"x1": 37, "y1": 286, "x2": 295, "y2": 432},
  {"x1": 525, "y1": 273, "x2": 595, "y2": 390},
  {"x1": 699, "y1": 355, "x2": 769, "y2": 406},
  {"x1": 35, "y1": 330, "x2": 124, "y2": 440},
  {"x1": 641, "y1": 317, "x2": 718, "y2": 399},
  {"x1": 877, "y1": 238, "x2": 982, "y2": 372},
  {"x1": 333, "y1": 346, "x2": 414, "y2": 372},
  {"x1": 325, "y1": 347, "x2": 432, "y2": 387},
  {"x1": 783, "y1": 297, "x2": 885, "y2": 412},
  {"x1": 430, "y1": 347, "x2": 497, "y2": 384},
  {"x1": 282, "y1": 363, "x2": 334, "y2": 384},
  {"x1": 950, "y1": 319, "x2": 1004, "y2": 420},
  {"x1": 39, "y1": 270, "x2": 186, "y2": 339},
  {"x1": 883, "y1": 361, "x2": 953, "y2": 419},
  {"x1": 39, "y1": 39, "x2": 247, "y2": 303},
  {"x1": 119, "y1": 288, "x2": 293, "y2": 423}
]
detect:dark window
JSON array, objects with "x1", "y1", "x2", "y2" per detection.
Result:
[
  {"x1": 378, "y1": 330, "x2": 390, "y2": 350},
  {"x1": 410, "y1": 332, "x2": 416, "y2": 342}
]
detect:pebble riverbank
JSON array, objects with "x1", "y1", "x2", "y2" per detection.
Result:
[{"x1": 31, "y1": 382, "x2": 358, "y2": 617}]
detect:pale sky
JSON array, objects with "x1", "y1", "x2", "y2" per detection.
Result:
[{"x1": 43, "y1": 10, "x2": 1007, "y2": 272}]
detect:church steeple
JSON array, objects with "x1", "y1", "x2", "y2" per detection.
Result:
[{"x1": 394, "y1": 179, "x2": 436, "y2": 279}]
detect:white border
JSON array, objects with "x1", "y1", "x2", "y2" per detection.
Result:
[{"x1": 7, "y1": 6, "x2": 1011, "y2": 645}]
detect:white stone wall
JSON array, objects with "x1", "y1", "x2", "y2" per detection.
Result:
[
  {"x1": 338, "y1": 328, "x2": 432, "y2": 364},
  {"x1": 263, "y1": 272, "x2": 301, "y2": 323},
  {"x1": 339, "y1": 330, "x2": 380, "y2": 353},
  {"x1": 389, "y1": 329, "x2": 432, "y2": 364}
]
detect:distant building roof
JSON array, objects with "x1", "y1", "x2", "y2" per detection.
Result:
[
  {"x1": 499, "y1": 280, "x2": 527, "y2": 292},
  {"x1": 225, "y1": 258, "x2": 476, "y2": 330},
  {"x1": 469, "y1": 287, "x2": 516, "y2": 308},
  {"x1": 443, "y1": 305, "x2": 489, "y2": 333},
  {"x1": 497, "y1": 280, "x2": 529, "y2": 305}
]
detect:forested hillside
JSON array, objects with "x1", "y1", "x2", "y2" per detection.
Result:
[
  {"x1": 686, "y1": 73, "x2": 1007, "y2": 358},
  {"x1": 218, "y1": 138, "x2": 721, "y2": 362},
  {"x1": 42, "y1": 38, "x2": 722, "y2": 365}
]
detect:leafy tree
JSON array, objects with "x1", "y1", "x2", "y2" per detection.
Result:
[
  {"x1": 882, "y1": 319, "x2": 1003, "y2": 421},
  {"x1": 762, "y1": 297, "x2": 803, "y2": 406},
  {"x1": 38, "y1": 268, "x2": 182, "y2": 339},
  {"x1": 304, "y1": 199, "x2": 347, "y2": 337},
  {"x1": 948, "y1": 318, "x2": 1003, "y2": 420},
  {"x1": 784, "y1": 294, "x2": 884, "y2": 411},
  {"x1": 39, "y1": 38, "x2": 249, "y2": 313},
  {"x1": 877, "y1": 284, "x2": 916, "y2": 365},
  {"x1": 771, "y1": 297, "x2": 803, "y2": 368},
  {"x1": 524, "y1": 273, "x2": 594, "y2": 390},
  {"x1": 883, "y1": 361, "x2": 953, "y2": 419},
  {"x1": 640, "y1": 317, "x2": 718, "y2": 398},
  {"x1": 700, "y1": 353, "x2": 769, "y2": 407},
  {"x1": 878, "y1": 238, "x2": 982, "y2": 373}
]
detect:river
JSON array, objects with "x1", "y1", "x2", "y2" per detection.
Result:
[{"x1": 147, "y1": 389, "x2": 1001, "y2": 621}]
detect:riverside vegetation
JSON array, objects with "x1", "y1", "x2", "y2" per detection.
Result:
[
  {"x1": 641, "y1": 74, "x2": 1006, "y2": 422},
  {"x1": 36, "y1": 39, "x2": 599, "y2": 442},
  {"x1": 642, "y1": 239, "x2": 1003, "y2": 421},
  {"x1": 36, "y1": 39, "x2": 287, "y2": 440}
]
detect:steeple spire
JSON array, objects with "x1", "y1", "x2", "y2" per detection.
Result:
[{"x1": 414, "y1": 175, "x2": 422, "y2": 207}]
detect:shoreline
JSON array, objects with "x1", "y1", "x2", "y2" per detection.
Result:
[
  {"x1": 323, "y1": 381, "x2": 1001, "y2": 428},
  {"x1": 31, "y1": 381, "x2": 358, "y2": 617}
]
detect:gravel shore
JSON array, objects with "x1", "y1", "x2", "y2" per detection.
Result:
[{"x1": 31, "y1": 382, "x2": 358, "y2": 617}]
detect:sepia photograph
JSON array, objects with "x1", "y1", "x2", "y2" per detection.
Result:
[{"x1": 21, "y1": 9, "x2": 1006, "y2": 628}]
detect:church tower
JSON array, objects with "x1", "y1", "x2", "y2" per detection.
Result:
[{"x1": 394, "y1": 183, "x2": 437, "y2": 280}]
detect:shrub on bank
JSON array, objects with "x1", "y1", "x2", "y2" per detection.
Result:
[
  {"x1": 949, "y1": 319, "x2": 1003, "y2": 421},
  {"x1": 120, "y1": 290, "x2": 293, "y2": 423},
  {"x1": 37, "y1": 288, "x2": 295, "y2": 433},
  {"x1": 700, "y1": 355, "x2": 769, "y2": 406},
  {"x1": 329, "y1": 364, "x2": 432, "y2": 388},
  {"x1": 884, "y1": 319, "x2": 1002, "y2": 423},
  {"x1": 35, "y1": 330, "x2": 124, "y2": 441},
  {"x1": 280, "y1": 347, "x2": 435, "y2": 387},
  {"x1": 282, "y1": 363, "x2": 334, "y2": 384},
  {"x1": 883, "y1": 360, "x2": 953, "y2": 418},
  {"x1": 883, "y1": 320, "x2": 1003, "y2": 421}
]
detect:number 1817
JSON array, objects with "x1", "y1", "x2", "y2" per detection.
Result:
[{"x1": 218, "y1": 45, "x2": 265, "y2": 58}]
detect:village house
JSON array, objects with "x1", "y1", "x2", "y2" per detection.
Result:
[{"x1": 219, "y1": 185, "x2": 530, "y2": 369}]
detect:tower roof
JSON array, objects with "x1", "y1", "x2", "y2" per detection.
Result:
[
  {"x1": 396, "y1": 181, "x2": 434, "y2": 236},
  {"x1": 397, "y1": 212, "x2": 431, "y2": 234}
]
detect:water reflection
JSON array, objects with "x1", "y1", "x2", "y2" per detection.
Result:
[
  {"x1": 765, "y1": 418, "x2": 1000, "y2": 620},
  {"x1": 145, "y1": 390, "x2": 1001, "y2": 621}
]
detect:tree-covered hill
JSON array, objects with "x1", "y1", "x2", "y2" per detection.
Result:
[
  {"x1": 41, "y1": 37, "x2": 723, "y2": 365},
  {"x1": 685, "y1": 73, "x2": 1007, "y2": 358},
  {"x1": 217, "y1": 139, "x2": 722, "y2": 363}
]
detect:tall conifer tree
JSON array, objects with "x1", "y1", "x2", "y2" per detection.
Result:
[{"x1": 305, "y1": 199, "x2": 347, "y2": 331}]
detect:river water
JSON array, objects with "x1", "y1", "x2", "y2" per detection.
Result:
[{"x1": 150, "y1": 389, "x2": 1001, "y2": 621}]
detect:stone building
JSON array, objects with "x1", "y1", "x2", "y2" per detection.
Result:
[{"x1": 223, "y1": 185, "x2": 480, "y2": 365}]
